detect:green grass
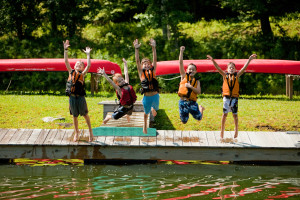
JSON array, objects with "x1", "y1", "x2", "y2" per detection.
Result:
[{"x1": 1, "y1": 94, "x2": 299, "y2": 132}]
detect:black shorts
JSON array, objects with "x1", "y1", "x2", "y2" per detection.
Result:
[{"x1": 112, "y1": 105, "x2": 134, "y2": 120}]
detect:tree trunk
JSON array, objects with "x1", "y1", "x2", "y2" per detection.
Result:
[{"x1": 259, "y1": 13, "x2": 273, "y2": 36}]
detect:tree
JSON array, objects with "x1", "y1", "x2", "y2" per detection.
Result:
[
  {"x1": 220, "y1": 0, "x2": 300, "y2": 36},
  {"x1": 138, "y1": 0, "x2": 192, "y2": 40},
  {"x1": 43, "y1": 0, "x2": 99, "y2": 38},
  {"x1": 0, "y1": 0, "x2": 42, "y2": 40}
]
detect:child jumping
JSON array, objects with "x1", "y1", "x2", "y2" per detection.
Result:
[
  {"x1": 207, "y1": 54, "x2": 257, "y2": 139},
  {"x1": 63, "y1": 40, "x2": 93, "y2": 142},
  {"x1": 133, "y1": 38, "x2": 159, "y2": 134},
  {"x1": 97, "y1": 58, "x2": 137, "y2": 124},
  {"x1": 178, "y1": 46, "x2": 205, "y2": 124}
]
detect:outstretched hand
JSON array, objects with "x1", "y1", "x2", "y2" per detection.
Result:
[
  {"x1": 133, "y1": 39, "x2": 141, "y2": 49},
  {"x1": 249, "y1": 54, "x2": 257, "y2": 60},
  {"x1": 207, "y1": 55, "x2": 213, "y2": 60},
  {"x1": 122, "y1": 58, "x2": 127, "y2": 64},
  {"x1": 83, "y1": 47, "x2": 92, "y2": 54},
  {"x1": 97, "y1": 67, "x2": 106, "y2": 75},
  {"x1": 149, "y1": 38, "x2": 156, "y2": 47},
  {"x1": 63, "y1": 40, "x2": 70, "y2": 50},
  {"x1": 180, "y1": 46, "x2": 185, "y2": 52}
]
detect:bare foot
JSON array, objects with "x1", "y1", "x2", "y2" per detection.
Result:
[
  {"x1": 234, "y1": 130, "x2": 238, "y2": 138},
  {"x1": 199, "y1": 105, "x2": 205, "y2": 112},
  {"x1": 143, "y1": 126, "x2": 148, "y2": 134},
  {"x1": 103, "y1": 116, "x2": 110, "y2": 124},
  {"x1": 151, "y1": 108, "x2": 157, "y2": 117},
  {"x1": 89, "y1": 134, "x2": 93, "y2": 142},
  {"x1": 73, "y1": 132, "x2": 79, "y2": 142},
  {"x1": 126, "y1": 115, "x2": 130, "y2": 123},
  {"x1": 220, "y1": 131, "x2": 224, "y2": 139}
]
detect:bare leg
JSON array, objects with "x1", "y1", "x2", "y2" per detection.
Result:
[
  {"x1": 151, "y1": 107, "x2": 157, "y2": 117},
  {"x1": 126, "y1": 115, "x2": 130, "y2": 123},
  {"x1": 199, "y1": 105, "x2": 205, "y2": 119},
  {"x1": 233, "y1": 114, "x2": 238, "y2": 138},
  {"x1": 103, "y1": 114, "x2": 112, "y2": 124},
  {"x1": 83, "y1": 114, "x2": 93, "y2": 142},
  {"x1": 73, "y1": 116, "x2": 79, "y2": 142},
  {"x1": 143, "y1": 113, "x2": 148, "y2": 134},
  {"x1": 221, "y1": 113, "x2": 228, "y2": 139}
]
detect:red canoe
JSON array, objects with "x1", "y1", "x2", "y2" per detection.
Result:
[
  {"x1": 0, "y1": 59, "x2": 121, "y2": 75},
  {"x1": 156, "y1": 59, "x2": 300, "y2": 75}
]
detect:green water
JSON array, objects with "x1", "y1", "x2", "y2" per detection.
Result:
[{"x1": 0, "y1": 163, "x2": 299, "y2": 199}]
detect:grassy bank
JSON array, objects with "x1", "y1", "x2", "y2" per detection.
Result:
[{"x1": 1, "y1": 94, "x2": 299, "y2": 132}]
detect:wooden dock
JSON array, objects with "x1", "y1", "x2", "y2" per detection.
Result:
[{"x1": 0, "y1": 128, "x2": 299, "y2": 162}]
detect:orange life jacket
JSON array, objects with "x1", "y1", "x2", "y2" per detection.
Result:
[
  {"x1": 178, "y1": 73, "x2": 198, "y2": 101},
  {"x1": 66, "y1": 70, "x2": 86, "y2": 96},
  {"x1": 140, "y1": 68, "x2": 159, "y2": 94},
  {"x1": 222, "y1": 73, "x2": 239, "y2": 97}
]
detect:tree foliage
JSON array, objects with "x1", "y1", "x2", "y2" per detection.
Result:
[{"x1": 0, "y1": 0, "x2": 299, "y2": 95}]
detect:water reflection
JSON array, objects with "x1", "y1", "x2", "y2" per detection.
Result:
[{"x1": 0, "y1": 164, "x2": 299, "y2": 199}]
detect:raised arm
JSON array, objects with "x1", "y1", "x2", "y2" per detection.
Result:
[
  {"x1": 63, "y1": 40, "x2": 72, "y2": 73},
  {"x1": 97, "y1": 68, "x2": 121, "y2": 96},
  {"x1": 237, "y1": 54, "x2": 257, "y2": 78},
  {"x1": 122, "y1": 58, "x2": 129, "y2": 84},
  {"x1": 207, "y1": 55, "x2": 226, "y2": 77},
  {"x1": 179, "y1": 46, "x2": 186, "y2": 79},
  {"x1": 82, "y1": 47, "x2": 92, "y2": 76},
  {"x1": 133, "y1": 39, "x2": 142, "y2": 79},
  {"x1": 149, "y1": 38, "x2": 157, "y2": 73}
]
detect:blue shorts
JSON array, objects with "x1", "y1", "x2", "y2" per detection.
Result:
[
  {"x1": 142, "y1": 94, "x2": 160, "y2": 114},
  {"x1": 179, "y1": 100, "x2": 202, "y2": 123},
  {"x1": 223, "y1": 97, "x2": 238, "y2": 114}
]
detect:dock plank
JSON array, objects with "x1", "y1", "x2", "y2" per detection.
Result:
[
  {"x1": 173, "y1": 130, "x2": 183, "y2": 146},
  {"x1": 16, "y1": 129, "x2": 33, "y2": 144},
  {"x1": 182, "y1": 131, "x2": 191, "y2": 146},
  {"x1": 0, "y1": 129, "x2": 17, "y2": 144},
  {"x1": 206, "y1": 131, "x2": 219, "y2": 147},
  {"x1": 8, "y1": 129, "x2": 25, "y2": 144},
  {"x1": 269, "y1": 132, "x2": 293, "y2": 147},
  {"x1": 114, "y1": 136, "x2": 132, "y2": 146},
  {"x1": 236, "y1": 131, "x2": 253, "y2": 147},
  {"x1": 0, "y1": 129, "x2": 9, "y2": 142},
  {"x1": 53, "y1": 129, "x2": 66, "y2": 145},
  {"x1": 44, "y1": 129, "x2": 58, "y2": 145},
  {"x1": 130, "y1": 137, "x2": 140, "y2": 146},
  {"x1": 35, "y1": 129, "x2": 50, "y2": 145},
  {"x1": 198, "y1": 131, "x2": 208, "y2": 146},
  {"x1": 101, "y1": 112, "x2": 148, "y2": 128},
  {"x1": 164, "y1": 130, "x2": 175, "y2": 146},
  {"x1": 27, "y1": 129, "x2": 42, "y2": 144},
  {"x1": 156, "y1": 130, "x2": 165, "y2": 146},
  {"x1": 0, "y1": 129, "x2": 299, "y2": 162}
]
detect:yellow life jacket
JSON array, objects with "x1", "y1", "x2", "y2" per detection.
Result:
[
  {"x1": 222, "y1": 73, "x2": 239, "y2": 97},
  {"x1": 178, "y1": 73, "x2": 198, "y2": 101}
]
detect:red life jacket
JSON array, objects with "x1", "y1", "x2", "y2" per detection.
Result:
[{"x1": 116, "y1": 84, "x2": 137, "y2": 106}]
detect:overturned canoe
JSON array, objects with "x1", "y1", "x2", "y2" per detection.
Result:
[
  {"x1": 0, "y1": 58, "x2": 121, "y2": 75},
  {"x1": 156, "y1": 59, "x2": 300, "y2": 75}
]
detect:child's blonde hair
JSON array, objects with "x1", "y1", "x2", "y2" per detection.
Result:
[{"x1": 112, "y1": 73, "x2": 123, "y2": 84}]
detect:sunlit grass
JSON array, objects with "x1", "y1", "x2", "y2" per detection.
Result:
[{"x1": 1, "y1": 94, "x2": 299, "y2": 132}]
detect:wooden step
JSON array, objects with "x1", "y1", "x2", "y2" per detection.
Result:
[{"x1": 101, "y1": 112, "x2": 149, "y2": 128}]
